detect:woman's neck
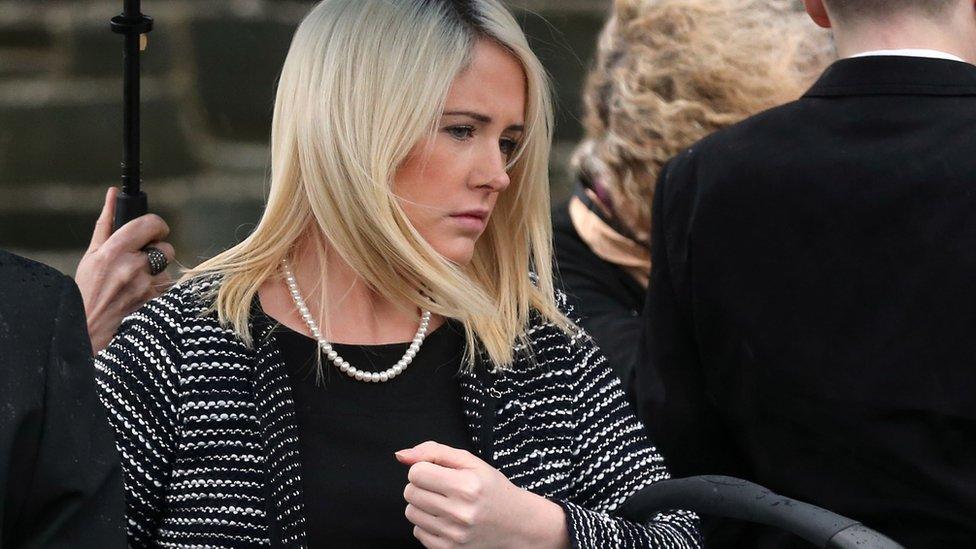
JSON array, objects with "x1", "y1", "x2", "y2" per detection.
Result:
[{"x1": 258, "y1": 237, "x2": 444, "y2": 345}]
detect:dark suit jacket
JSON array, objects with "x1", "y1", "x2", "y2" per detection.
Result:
[
  {"x1": 638, "y1": 56, "x2": 976, "y2": 548},
  {"x1": 0, "y1": 251, "x2": 125, "y2": 548},
  {"x1": 552, "y1": 191, "x2": 645, "y2": 393}
]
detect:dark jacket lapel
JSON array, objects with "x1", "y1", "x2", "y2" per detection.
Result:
[{"x1": 249, "y1": 306, "x2": 307, "y2": 548}]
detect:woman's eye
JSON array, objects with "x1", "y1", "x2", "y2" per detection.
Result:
[
  {"x1": 446, "y1": 126, "x2": 475, "y2": 140},
  {"x1": 500, "y1": 138, "x2": 519, "y2": 158}
]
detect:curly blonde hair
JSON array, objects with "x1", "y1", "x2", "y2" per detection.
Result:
[{"x1": 572, "y1": 0, "x2": 834, "y2": 233}]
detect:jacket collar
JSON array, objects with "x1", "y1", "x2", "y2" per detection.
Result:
[{"x1": 804, "y1": 55, "x2": 976, "y2": 98}]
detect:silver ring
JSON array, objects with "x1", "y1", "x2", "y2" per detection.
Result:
[{"x1": 145, "y1": 246, "x2": 168, "y2": 276}]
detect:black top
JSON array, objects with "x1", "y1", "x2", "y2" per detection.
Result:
[
  {"x1": 0, "y1": 250, "x2": 125, "y2": 548},
  {"x1": 267, "y1": 315, "x2": 474, "y2": 548},
  {"x1": 639, "y1": 56, "x2": 976, "y2": 548},
  {"x1": 552, "y1": 188, "x2": 645, "y2": 396}
]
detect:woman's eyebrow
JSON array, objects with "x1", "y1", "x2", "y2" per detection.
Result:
[{"x1": 443, "y1": 110, "x2": 524, "y2": 132}]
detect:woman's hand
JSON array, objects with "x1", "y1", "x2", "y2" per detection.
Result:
[
  {"x1": 75, "y1": 187, "x2": 175, "y2": 354},
  {"x1": 396, "y1": 441, "x2": 569, "y2": 549}
]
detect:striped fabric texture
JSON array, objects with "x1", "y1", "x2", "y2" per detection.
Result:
[{"x1": 95, "y1": 277, "x2": 701, "y2": 548}]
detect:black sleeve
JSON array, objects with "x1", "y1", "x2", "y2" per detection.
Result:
[
  {"x1": 555, "y1": 266, "x2": 642, "y2": 392},
  {"x1": 12, "y1": 277, "x2": 126, "y2": 548},
  {"x1": 635, "y1": 156, "x2": 746, "y2": 479},
  {"x1": 552, "y1": 207, "x2": 643, "y2": 395}
]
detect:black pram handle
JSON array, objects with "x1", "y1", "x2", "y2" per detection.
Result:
[{"x1": 619, "y1": 475, "x2": 904, "y2": 549}]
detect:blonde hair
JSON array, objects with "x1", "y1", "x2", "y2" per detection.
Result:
[
  {"x1": 184, "y1": 0, "x2": 570, "y2": 371},
  {"x1": 573, "y1": 0, "x2": 834, "y2": 233}
]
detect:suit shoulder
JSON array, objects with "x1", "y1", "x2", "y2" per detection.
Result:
[
  {"x1": 658, "y1": 98, "x2": 813, "y2": 202},
  {"x1": 0, "y1": 250, "x2": 73, "y2": 312},
  {"x1": 669, "y1": 98, "x2": 810, "y2": 169}
]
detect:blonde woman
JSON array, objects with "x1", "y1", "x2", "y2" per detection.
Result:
[
  {"x1": 553, "y1": 0, "x2": 832, "y2": 392},
  {"x1": 94, "y1": 0, "x2": 701, "y2": 547}
]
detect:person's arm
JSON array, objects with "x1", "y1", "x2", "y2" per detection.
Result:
[
  {"x1": 94, "y1": 288, "x2": 185, "y2": 547},
  {"x1": 635, "y1": 156, "x2": 745, "y2": 479},
  {"x1": 553, "y1": 317, "x2": 702, "y2": 548},
  {"x1": 9, "y1": 276, "x2": 126, "y2": 548}
]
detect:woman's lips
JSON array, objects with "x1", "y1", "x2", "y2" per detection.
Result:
[{"x1": 450, "y1": 210, "x2": 488, "y2": 231}]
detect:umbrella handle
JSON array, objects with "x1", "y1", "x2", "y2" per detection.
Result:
[
  {"x1": 111, "y1": 1, "x2": 153, "y2": 230},
  {"x1": 113, "y1": 190, "x2": 148, "y2": 231}
]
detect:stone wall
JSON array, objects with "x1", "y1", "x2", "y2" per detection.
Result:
[{"x1": 0, "y1": 0, "x2": 610, "y2": 273}]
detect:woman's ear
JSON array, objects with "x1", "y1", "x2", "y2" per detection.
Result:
[{"x1": 803, "y1": 0, "x2": 833, "y2": 28}]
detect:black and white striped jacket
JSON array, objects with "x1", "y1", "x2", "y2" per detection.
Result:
[{"x1": 95, "y1": 276, "x2": 701, "y2": 548}]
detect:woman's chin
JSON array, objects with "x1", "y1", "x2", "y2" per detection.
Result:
[{"x1": 431, "y1": 239, "x2": 477, "y2": 266}]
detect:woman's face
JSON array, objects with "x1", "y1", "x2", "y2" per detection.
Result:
[{"x1": 393, "y1": 39, "x2": 527, "y2": 265}]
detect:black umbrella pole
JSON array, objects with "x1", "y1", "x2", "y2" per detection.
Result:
[{"x1": 111, "y1": 0, "x2": 153, "y2": 230}]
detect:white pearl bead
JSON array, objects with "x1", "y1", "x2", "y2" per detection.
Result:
[
  {"x1": 327, "y1": 350, "x2": 338, "y2": 360},
  {"x1": 339, "y1": 362, "x2": 350, "y2": 372},
  {"x1": 353, "y1": 370, "x2": 365, "y2": 381},
  {"x1": 393, "y1": 365, "x2": 403, "y2": 374},
  {"x1": 379, "y1": 372, "x2": 390, "y2": 382},
  {"x1": 405, "y1": 349, "x2": 416, "y2": 359}
]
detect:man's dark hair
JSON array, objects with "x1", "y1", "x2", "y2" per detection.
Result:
[{"x1": 825, "y1": 0, "x2": 958, "y2": 22}]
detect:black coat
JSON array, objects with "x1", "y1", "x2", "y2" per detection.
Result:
[
  {"x1": 638, "y1": 56, "x2": 976, "y2": 548},
  {"x1": 552, "y1": 193, "x2": 645, "y2": 393},
  {"x1": 0, "y1": 251, "x2": 125, "y2": 548}
]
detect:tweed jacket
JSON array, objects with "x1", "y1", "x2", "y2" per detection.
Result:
[{"x1": 95, "y1": 276, "x2": 700, "y2": 548}]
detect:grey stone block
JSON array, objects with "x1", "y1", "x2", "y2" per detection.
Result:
[
  {"x1": 0, "y1": 22, "x2": 53, "y2": 50},
  {"x1": 0, "y1": 49, "x2": 53, "y2": 77},
  {"x1": 189, "y1": 17, "x2": 296, "y2": 142},
  {"x1": 0, "y1": 92, "x2": 200, "y2": 186}
]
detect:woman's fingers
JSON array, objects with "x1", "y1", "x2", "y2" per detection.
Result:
[
  {"x1": 106, "y1": 213, "x2": 170, "y2": 256},
  {"x1": 88, "y1": 187, "x2": 117, "y2": 252},
  {"x1": 406, "y1": 506, "x2": 460, "y2": 546},
  {"x1": 407, "y1": 460, "x2": 457, "y2": 497},
  {"x1": 403, "y1": 482, "x2": 451, "y2": 517},
  {"x1": 412, "y1": 525, "x2": 447, "y2": 549}
]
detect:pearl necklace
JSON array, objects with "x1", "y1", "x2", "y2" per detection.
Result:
[{"x1": 281, "y1": 260, "x2": 431, "y2": 383}]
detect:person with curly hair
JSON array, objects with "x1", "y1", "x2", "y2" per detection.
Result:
[{"x1": 553, "y1": 0, "x2": 832, "y2": 393}]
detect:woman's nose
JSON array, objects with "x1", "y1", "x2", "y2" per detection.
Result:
[{"x1": 474, "y1": 145, "x2": 511, "y2": 192}]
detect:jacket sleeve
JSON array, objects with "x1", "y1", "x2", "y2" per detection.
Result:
[
  {"x1": 8, "y1": 276, "x2": 127, "y2": 548},
  {"x1": 94, "y1": 290, "x2": 185, "y2": 548},
  {"x1": 635, "y1": 155, "x2": 746, "y2": 479},
  {"x1": 554, "y1": 295, "x2": 702, "y2": 548}
]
